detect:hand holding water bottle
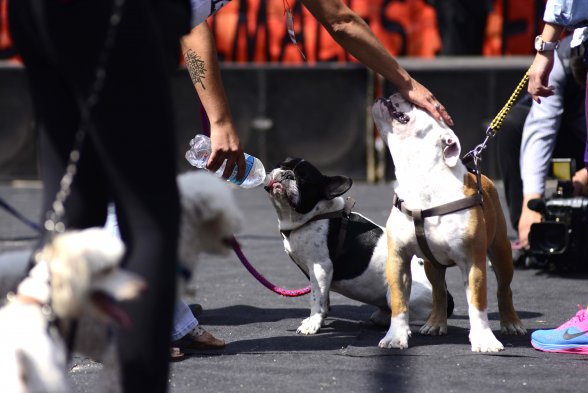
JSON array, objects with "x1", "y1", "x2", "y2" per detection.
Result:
[
  {"x1": 206, "y1": 123, "x2": 246, "y2": 180},
  {"x1": 186, "y1": 134, "x2": 267, "y2": 188}
]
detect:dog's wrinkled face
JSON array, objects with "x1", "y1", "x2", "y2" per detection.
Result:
[
  {"x1": 372, "y1": 93, "x2": 461, "y2": 168},
  {"x1": 264, "y1": 157, "x2": 352, "y2": 214},
  {"x1": 371, "y1": 93, "x2": 414, "y2": 137}
]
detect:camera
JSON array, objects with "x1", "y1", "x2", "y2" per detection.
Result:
[{"x1": 527, "y1": 159, "x2": 588, "y2": 272}]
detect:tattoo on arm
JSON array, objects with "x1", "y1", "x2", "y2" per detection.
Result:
[{"x1": 184, "y1": 49, "x2": 207, "y2": 90}]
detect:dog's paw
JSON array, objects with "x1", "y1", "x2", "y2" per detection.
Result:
[
  {"x1": 469, "y1": 328, "x2": 504, "y2": 352},
  {"x1": 378, "y1": 313, "x2": 411, "y2": 348},
  {"x1": 297, "y1": 315, "x2": 323, "y2": 335},
  {"x1": 419, "y1": 322, "x2": 448, "y2": 336},
  {"x1": 378, "y1": 329, "x2": 411, "y2": 349},
  {"x1": 370, "y1": 309, "x2": 390, "y2": 327},
  {"x1": 500, "y1": 320, "x2": 527, "y2": 335}
]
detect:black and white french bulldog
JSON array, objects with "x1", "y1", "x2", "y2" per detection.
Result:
[{"x1": 264, "y1": 157, "x2": 453, "y2": 335}]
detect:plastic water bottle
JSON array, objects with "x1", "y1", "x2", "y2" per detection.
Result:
[{"x1": 185, "y1": 134, "x2": 267, "y2": 188}]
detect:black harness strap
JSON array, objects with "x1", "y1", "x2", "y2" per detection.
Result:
[
  {"x1": 392, "y1": 170, "x2": 483, "y2": 269},
  {"x1": 280, "y1": 197, "x2": 356, "y2": 260}
]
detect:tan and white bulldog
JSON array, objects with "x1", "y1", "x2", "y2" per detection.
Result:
[{"x1": 372, "y1": 93, "x2": 526, "y2": 352}]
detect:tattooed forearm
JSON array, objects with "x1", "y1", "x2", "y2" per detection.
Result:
[{"x1": 184, "y1": 49, "x2": 207, "y2": 90}]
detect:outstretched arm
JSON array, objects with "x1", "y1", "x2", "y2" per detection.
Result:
[
  {"x1": 300, "y1": 0, "x2": 453, "y2": 126},
  {"x1": 181, "y1": 22, "x2": 245, "y2": 180}
]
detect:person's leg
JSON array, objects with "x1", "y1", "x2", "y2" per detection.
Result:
[
  {"x1": 170, "y1": 299, "x2": 225, "y2": 351},
  {"x1": 171, "y1": 301, "x2": 198, "y2": 342},
  {"x1": 531, "y1": 44, "x2": 588, "y2": 354},
  {"x1": 107, "y1": 207, "x2": 196, "y2": 345},
  {"x1": 89, "y1": 1, "x2": 181, "y2": 390},
  {"x1": 10, "y1": 1, "x2": 184, "y2": 391},
  {"x1": 8, "y1": 0, "x2": 110, "y2": 255},
  {"x1": 585, "y1": 58, "x2": 588, "y2": 169}
]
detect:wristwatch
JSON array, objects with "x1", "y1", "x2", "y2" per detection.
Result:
[{"x1": 534, "y1": 35, "x2": 560, "y2": 52}]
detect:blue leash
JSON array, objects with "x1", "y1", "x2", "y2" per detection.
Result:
[{"x1": 0, "y1": 196, "x2": 41, "y2": 232}]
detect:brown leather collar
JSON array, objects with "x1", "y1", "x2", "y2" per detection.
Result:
[{"x1": 392, "y1": 181, "x2": 483, "y2": 270}]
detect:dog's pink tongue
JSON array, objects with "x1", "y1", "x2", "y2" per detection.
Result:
[
  {"x1": 106, "y1": 303, "x2": 133, "y2": 330},
  {"x1": 92, "y1": 293, "x2": 133, "y2": 329}
]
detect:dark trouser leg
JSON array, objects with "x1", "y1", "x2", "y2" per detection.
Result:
[{"x1": 9, "y1": 1, "x2": 185, "y2": 391}]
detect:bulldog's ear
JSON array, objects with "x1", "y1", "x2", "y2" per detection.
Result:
[
  {"x1": 324, "y1": 176, "x2": 353, "y2": 199},
  {"x1": 442, "y1": 134, "x2": 461, "y2": 167},
  {"x1": 274, "y1": 157, "x2": 300, "y2": 169}
]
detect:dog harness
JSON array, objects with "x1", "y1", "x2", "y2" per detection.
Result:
[
  {"x1": 392, "y1": 167, "x2": 483, "y2": 269},
  {"x1": 280, "y1": 197, "x2": 356, "y2": 263}
]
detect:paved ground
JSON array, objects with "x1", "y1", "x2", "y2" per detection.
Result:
[{"x1": 1, "y1": 179, "x2": 587, "y2": 393}]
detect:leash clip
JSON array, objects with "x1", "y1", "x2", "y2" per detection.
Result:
[{"x1": 485, "y1": 125, "x2": 497, "y2": 138}]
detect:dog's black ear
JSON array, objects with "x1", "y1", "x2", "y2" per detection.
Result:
[{"x1": 324, "y1": 176, "x2": 352, "y2": 199}]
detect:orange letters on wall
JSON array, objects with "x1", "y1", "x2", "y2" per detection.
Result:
[
  {"x1": 484, "y1": 0, "x2": 546, "y2": 56},
  {"x1": 0, "y1": 0, "x2": 548, "y2": 63},
  {"x1": 0, "y1": 0, "x2": 17, "y2": 61},
  {"x1": 210, "y1": 0, "x2": 441, "y2": 63}
]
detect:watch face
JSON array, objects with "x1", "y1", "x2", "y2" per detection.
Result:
[{"x1": 534, "y1": 36, "x2": 543, "y2": 51}]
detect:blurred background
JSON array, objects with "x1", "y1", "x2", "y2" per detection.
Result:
[{"x1": 0, "y1": 0, "x2": 546, "y2": 182}]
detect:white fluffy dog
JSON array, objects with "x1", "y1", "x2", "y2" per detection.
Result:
[
  {"x1": 176, "y1": 171, "x2": 243, "y2": 293},
  {"x1": 0, "y1": 228, "x2": 145, "y2": 393}
]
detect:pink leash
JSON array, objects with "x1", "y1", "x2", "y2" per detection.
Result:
[
  {"x1": 200, "y1": 106, "x2": 308, "y2": 297},
  {"x1": 230, "y1": 237, "x2": 311, "y2": 297}
]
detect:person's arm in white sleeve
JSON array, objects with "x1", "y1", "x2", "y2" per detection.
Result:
[{"x1": 518, "y1": 48, "x2": 567, "y2": 247}]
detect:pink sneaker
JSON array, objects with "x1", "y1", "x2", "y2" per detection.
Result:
[{"x1": 531, "y1": 305, "x2": 588, "y2": 354}]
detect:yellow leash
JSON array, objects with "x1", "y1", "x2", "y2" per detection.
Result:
[
  {"x1": 488, "y1": 70, "x2": 531, "y2": 135},
  {"x1": 462, "y1": 67, "x2": 531, "y2": 165}
]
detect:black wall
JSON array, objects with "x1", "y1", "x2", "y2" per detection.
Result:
[
  {"x1": 174, "y1": 64, "x2": 372, "y2": 180},
  {"x1": 388, "y1": 57, "x2": 532, "y2": 180},
  {"x1": 0, "y1": 64, "x2": 36, "y2": 180},
  {"x1": 0, "y1": 58, "x2": 532, "y2": 181}
]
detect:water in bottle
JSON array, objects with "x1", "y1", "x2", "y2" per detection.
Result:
[{"x1": 185, "y1": 134, "x2": 267, "y2": 188}]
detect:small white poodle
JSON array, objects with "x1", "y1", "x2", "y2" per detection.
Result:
[{"x1": 0, "y1": 228, "x2": 145, "y2": 393}]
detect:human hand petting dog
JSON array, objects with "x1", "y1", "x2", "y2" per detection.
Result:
[{"x1": 398, "y1": 77, "x2": 454, "y2": 127}]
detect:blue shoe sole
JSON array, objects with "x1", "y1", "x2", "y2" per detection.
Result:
[{"x1": 531, "y1": 339, "x2": 588, "y2": 354}]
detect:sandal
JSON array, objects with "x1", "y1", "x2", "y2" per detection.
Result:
[
  {"x1": 171, "y1": 326, "x2": 225, "y2": 353},
  {"x1": 169, "y1": 346, "x2": 186, "y2": 362}
]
